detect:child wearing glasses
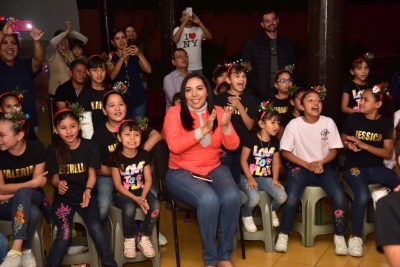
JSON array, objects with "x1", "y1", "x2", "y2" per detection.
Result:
[{"x1": 270, "y1": 65, "x2": 295, "y2": 114}]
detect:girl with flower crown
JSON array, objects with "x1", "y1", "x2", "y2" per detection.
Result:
[
  {"x1": 275, "y1": 88, "x2": 347, "y2": 255},
  {"x1": 45, "y1": 104, "x2": 117, "y2": 267},
  {"x1": 240, "y1": 101, "x2": 287, "y2": 232},
  {"x1": 341, "y1": 53, "x2": 374, "y2": 115},
  {"x1": 0, "y1": 109, "x2": 48, "y2": 267},
  {"x1": 108, "y1": 120, "x2": 160, "y2": 258},
  {"x1": 270, "y1": 65, "x2": 295, "y2": 114},
  {"x1": 341, "y1": 83, "x2": 400, "y2": 257}
]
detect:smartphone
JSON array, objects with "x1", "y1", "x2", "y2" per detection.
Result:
[
  {"x1": 127, "y1": 38, "x2": 137, "y2": 47},
  {"x1": 186, "y1": 7, "x2": 193, "y2": 20},
  {"x1": 11, "y1": 21, "x2": 33, "y2": 32},
  {"x1": 191, "y1": 172, "x2": 213, "y2": 182}
]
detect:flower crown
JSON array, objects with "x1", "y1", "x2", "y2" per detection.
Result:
[
  {"x1": 112, "y1": 81, "x2": 130, "y2": 96},
  {"x1": 100, "y1": 51, "x2": 115, "y2": 67},
  {"x1": 274, "y1": 64, "x2": 295, "y2": 82},
  {"x1": 115, "y1": 118, "x2": 148, "y2": 134},
  {"x1": 12, "y1": 86, "x2": 26, "y2": 103},
  {"x1": 287, "y1": 85, "x2": 298, "y2": 97},
  {"x1": 311, "y1": 85, "x2": 328, "y2": 101},
  {"x1": 372, "y1": 82, "x2": 389, "y2": 101},
  {"x1": 54, "y1": 102, "x2": 84, "y2": 120},
  {"x1": 5, "y1": 107, "x2": 26, "y2": 131},
  {"x1": 363, "y1": 52, "x2": 375, "y2": 63},
  {"x1": 226, "y1": 59, "x2": 253, "y2": 75},
  {"x1": 259, "y1": 101, "x2": 275, "y2": 120}
]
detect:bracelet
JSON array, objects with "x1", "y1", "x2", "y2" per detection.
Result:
[{"x1": 85, "y1": 187, "x2": 92, "y2": 191}]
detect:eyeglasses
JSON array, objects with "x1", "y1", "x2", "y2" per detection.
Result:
[
  {"x1": 278, "y1": 78, "x2": 293, "y2": 83},
  {"x1": 175, "y1": 55, "x2": 188, "y2": 59}
]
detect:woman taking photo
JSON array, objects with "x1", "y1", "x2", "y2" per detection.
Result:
[
  {"x1": 163, "y1": 73, "x2": 241, "y2": 267},
  {"x1": 107, "y1": 29, "x2": 151, "y2": 118}
]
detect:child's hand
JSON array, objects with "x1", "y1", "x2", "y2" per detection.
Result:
[
  {"x1": 80, "y1": 189, "x2": 91, "y2": 208},
  {"x1": 345, "y1": 136, "x2": 365, "y2": 151},
  {"x1": 305, "y1": 162, "x2": 316, "y2": 172},
  {"x1": 228, "y1": 96, "x2": 243, "y2": 111},
  {"x1": 271, "y1": 179, "x2": 284, "y2": 189},
  {"x1": 394, "y1": 185, "x2": 400, "y2": 192},
  {"x1": 246, "y1": 178, "x2": 258, "y2": 190},
  {"x1": 135, "y1": 196, "x2": 149, "y2": 214},
  {"x1": 58, "y1": 180, "x2": 68, "y2": 195},
  {"x1": 32, "y1": 171, "x2": 48, "y2": 188},
  {"x1": 314, "y1": 162, "x2": 324, "y2": 174}
]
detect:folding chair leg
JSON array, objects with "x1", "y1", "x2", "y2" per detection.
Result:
[
  {"x1": 172, "y1": 201, "x2": 181, "y2": 267},
  {"x1": 238, "y1": 209, "x2": 246, "y2": 259}
]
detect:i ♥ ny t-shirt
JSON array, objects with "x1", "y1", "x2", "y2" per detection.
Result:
[{"x1": 173, "y1": 26, "x2": 204, "y2": 70}]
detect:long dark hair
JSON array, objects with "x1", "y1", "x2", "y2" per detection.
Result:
[
  {"x1": 109, "y1": 120, "x2": 142, "y2": 171},
  {"x1": 84, "y1": 55, "x2": 109, "y2": 91},
  {"x1": 180, "y1": 73, "x2": 218, "y2": 132},
  {"x1": 364, "y1": 88, "x2": 395, "y2": 120},
  {"x1": 287, "y1": 87, "x2": 307, "y2": 114},
  {"x1": 53, "y1": 110, "x2": 82, "y2": 169}
]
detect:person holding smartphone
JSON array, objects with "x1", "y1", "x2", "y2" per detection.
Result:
[
  {"x1": 164, "y1": 73, "x2": 240, "y2": 267},
  {"x1": 172, "y1": 9, "x2": 212, "y2": 73}
]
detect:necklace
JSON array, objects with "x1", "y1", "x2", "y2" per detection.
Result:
[
  {"x1": 354, "y1": 81, "x2": 368, "y2": 92},
  {"x1": 258, "y1": 134, "x2": 271, "y2": 151}
]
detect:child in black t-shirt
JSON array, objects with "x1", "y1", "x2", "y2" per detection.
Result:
[
  {"x1": 45, "y1": 106, "x2": 117, "y2": 267},
  {"x1": 270, "y1": 65, "x2": 295, "y2": 114},
  {"x1": 108, "y1": 120, "x2": 159, "y2": 259},
  {"x1": 0, "y1": 109, "x2": 48, "y2": 266},
  {"x1": 215, "y1": 63, "x2": 257, "y2": 183},
  {"x1": 240, "y1": 101, "x2": 287, "y2": 232},
  {"x1": 342, "y1": 84, "x2": 400, "y2": 257},
  {"x1": 341, "y1": 53, "x2": 374, "y2": 114}
]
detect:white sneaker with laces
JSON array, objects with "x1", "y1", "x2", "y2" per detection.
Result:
[
  {"x1": 348, "y1": 236, "x2": 363, "y2": 257},
  {"x1": 372, "y1": 187, "x2": 390, "y2": 210},
  {"x1": 21, "y1": 249, "x2": 36, "y2": 267},
  {"x1": 242, "y1": 216, "x2": 257, "y2": 233},
  {"x1": 274, "y1": 233, "x2": 288, "y2": 252},
  {"x1": 159, "y1": 232, "x2": 167, "y2": 246},
  {"x1": 0, "y1": 251, "x2": 22, "y2": 267},
  {"x1": 333, "y1": 235, "x2": 348, "y2": 255},
  {"x1": 271, "y1": 211, "x2": 280, "y2": 227}
]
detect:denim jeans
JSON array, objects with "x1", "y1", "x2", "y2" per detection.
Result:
[
  {"x1": 97, "y1": 175, "x2": 114, "y2": 223},
  {"x1": 344, "y1": 166, "x2": 400, "y2": 236},
  {"x1": 166, "y1": 165, "x2": 241, "y2": 265},
  {"x1": 46, "y1": 200, "x2": 117, "y2": 267},
  {"x1": 113, "y1": 189, "x2": 160, "y2": 237},
  {"x1": 0, "y1": 232, "x2": 8, "y2": 263},
  {"x1": 240, "y1": 175, "x2": 287, "y2": 216},
  {"x1": 280, "y1": 164, "x2": 346, "y2": 236},
  {"x1": 0, "y1": 188, "x2": 42, "y2": 249},
  {"x1": 221, "y1": 148, "x2": 242, "y2": 184},
  {"x1": 126, "y1": 101, "x2": 147, "y2": 119}
]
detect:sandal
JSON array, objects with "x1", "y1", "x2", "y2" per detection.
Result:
[
  {"x1": 124, "y1": 238, "x2": 136, "y2": 258},
  {"x1": 138, "y1": 237, "x2": 156, "y2": 258}
]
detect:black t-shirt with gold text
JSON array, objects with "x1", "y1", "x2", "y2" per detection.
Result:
[
  {"x1": 78, "y1": 88, "x2": 109, "y2": 131},
  {"x1": 270, "y1": 95, "x2": 290, "y2": 114}
]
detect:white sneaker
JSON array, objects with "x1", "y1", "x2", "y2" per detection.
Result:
[
  {"x1": 275, "y1": 233, "x2": 288, "y2": 252},
  {"x1": 21, "y1": 249, "x2": 36, "y2": 267},
  {"x1": 372, "y1": 187, "x2": 390, "y2": 210},
  {"x1": 348, "y1": 236, "x2": 363, "y2": 257},
  {"x1": 67, "y1": 246, "x2": 88, "y2": 255},
  {"x1": 333, "y1": 235, "x2": 348, "y2": 256},
  {"x1": 242, "y1": 216, "x2": 257, "y2": 232},
  {"x1": 271, "y1": 211, "x2": 280, "y2": 227},
  {"x1": 0, "y1": 251, "x2": 22, "y2": 267},
  {"x1": 159, "y1": 232, "x2": 167, "y2": 246}
]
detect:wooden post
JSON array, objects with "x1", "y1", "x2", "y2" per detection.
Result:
[
  {"x1": 98, "y1": 0, "x2": 114, "y2": 53},
  {"x1": 308, "y1": 0, "x2": 344, "y2": 125}
]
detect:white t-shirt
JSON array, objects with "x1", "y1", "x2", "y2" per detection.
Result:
[
  {"x1": 384, "y1": 109, "x2": 400, "y2": 169},
  {"x1": 173, "y1": 26, "x2": 204, "y2": 71},
  {"x1": 280, "y1": 116, "x2": 343, "y2": 162}
]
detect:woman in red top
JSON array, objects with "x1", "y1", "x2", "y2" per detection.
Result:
[{"x1": 164, "y1": 73, "x2": 240, "y2": 267}]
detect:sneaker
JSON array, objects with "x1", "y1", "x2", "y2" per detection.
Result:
[
  {"x1": 123, "y1": 238, "x2": 136, "y2": 258},
  {"x1": 271, "y1": 211, "x2": 280, "y2": 227},
  {"x1": 242, "y1": 216, "x2": 257, "y2": 233},
  {"x1": 21, "y1": 249, "x2": 36, "y2": 267},
  {"x1": 348, "y1": 236, "x2": 363, "y2": 257},
  {"x1": 67, "y1": 246, "x2": 88, "y2": 255},
  {"x1": 159, "y1": 232, "x2": 167, "y2": 246},
  {"x1": 0, "y1": 250, "x2": 22, "y2": 267},
  {"x1": 274, "y1": 233, "x2": 288, "y2": 252},
  {"x1": 138, "y1": 237, "x2": 156, "y2": 258},
  {"x1": 333, "y1": 235, "x2": 348, "y2": 256},
  {"x1": 372, "y1": 187, "x2": 390, "y2": 210}
]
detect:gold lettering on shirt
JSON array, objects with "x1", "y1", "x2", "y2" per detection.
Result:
[
  {"x1": 274, "y1": 106, "x2": 288, "y2": 114},
  {"x1": 355, "y1": 130, "x2": 382, "y2": 142},
  {"x1": 222, "y1": 106, "x2": 248, "y2": 115},
  {"x1": 59, "y1": 163, "x2": 87, "y2": 174},
  {"x1": 108, "y1": 143, "x2": 117, "y2": 153},
  {"x1": 91, "y1": 101, "x2": 103, "y2": 110},
  {"x1": 3, "y1": 166, "x2": 34, "y2": 179}
]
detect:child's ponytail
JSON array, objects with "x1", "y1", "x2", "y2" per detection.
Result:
[{"x1": 369, "y1": 84, "x2": 395, "y2": 120}]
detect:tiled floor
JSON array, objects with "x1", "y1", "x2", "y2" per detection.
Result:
[{"x1": 33, "y1": 74, "x2": 389, "y2": 266}]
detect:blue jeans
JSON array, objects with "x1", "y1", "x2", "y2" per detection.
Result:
[
  {"x1": 280, "y1": 164, "x2": 346, "y2": 236},
  {"x1": 97, "y1": 175, "x2": 114, "y2": 223},
  {"x1": 240, "y1": 175, "x2": 287, "y2": 216},
  {"x1": 221, "y1": 148, "x2": 242, "y2": 184},
  {"x1": 0, "y1": 232, "x2": 8, "y2": 264},
  {"x1": 166, "y1": 165, "x2": 241, "y2": 265},
  {"x1": 344, "y1": 166, "x2": 400, "y2": 236},
  {"x1": 0, "y1": 188, "x2": 42, "y2": 249},
  {"x1": 126, "y1": 101, "x2": 147, "y2": 119},
  {"x1": 46, "y1": 200, "x2": 117, "y2": 267},
  {"x1": 113, "y1": 189, "x2": 160, "y2": 237}
]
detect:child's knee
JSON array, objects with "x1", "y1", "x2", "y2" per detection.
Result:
[{"x1": 276, "y1": 195, "x2": 287, "y2": 205}]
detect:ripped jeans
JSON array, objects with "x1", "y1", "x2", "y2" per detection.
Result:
[{"x1": 240, "y1": 175, "x2": 287, "y2": 216}]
